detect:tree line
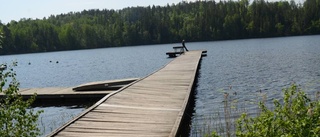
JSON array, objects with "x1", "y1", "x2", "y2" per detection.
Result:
[{"x1": 0, "y1": 0, "x2": 319, "y2": 55}]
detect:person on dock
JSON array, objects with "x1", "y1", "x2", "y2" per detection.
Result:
[{"x1": 182, "y1": 40, "x2": 189, "y2": 52}]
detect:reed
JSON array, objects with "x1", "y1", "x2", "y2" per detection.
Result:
[
  {"x1": 37, "y1": 110, "x2": 80, "y2": 137},
  {"x1": 190, "y1": 90, "x2": 258, "y2": 137},
  {"x1": 190, "y1": 84, "x2": 320, "y2": 137}
]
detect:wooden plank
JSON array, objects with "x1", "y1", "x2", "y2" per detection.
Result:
[
  {"x1": 56, "y1": 130, "x2": 167, "y2": 137},
  {"x1": 12, "y1": 88, "x2": 113, "y2": 96},
  {"x1": 49, "y1": 50, "x2": 204, "y2": 137},
  {"x1": 19, "y1": 88, "x2": 67, "y2": 95},
  {"x1": 93, "y1": 105, "x2": 180, "y2": 114},
  {"x1": 67, "y1": 121, "x2": 173, "y2": 131}
]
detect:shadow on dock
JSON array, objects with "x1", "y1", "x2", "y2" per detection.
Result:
[{"x1": 30, "y1": 95, "x2": 104, "y2": 107}]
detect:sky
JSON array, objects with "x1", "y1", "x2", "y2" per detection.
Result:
[
  {"x1": 0, "y1": 0, "x2": 305, "y2": 24},
  {"x1": 0, "y1": 0, "x2": 190, "y2": 23}
]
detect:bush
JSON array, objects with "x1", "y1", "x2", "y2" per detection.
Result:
[
  {"x1": 236, "y1": 84, "x2": 320, "y2": 137},
  {"x1": 0, "y1": 62, "x2": 43, "y2": 137}
]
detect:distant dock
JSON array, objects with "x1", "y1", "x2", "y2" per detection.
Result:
[{"x1": 48, "y1": 50, "x2": 206, "y2": 137}]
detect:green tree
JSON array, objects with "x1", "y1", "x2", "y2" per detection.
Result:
[
  {"x1": 1, "y1": 0, "x2": 319, "y2": 55},
  {"x1": 0, "y1": 29, "x2": 3, "y2": 49},
  {"x1": 0, "y1": 62, "x2": 43, "y2": 137}
]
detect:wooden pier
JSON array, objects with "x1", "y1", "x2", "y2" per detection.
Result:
[
  {"x1": 48, "y1": 50, "x2": 206, "y2": 137},
  {"x1": 0, "y1": 78, "x2": 138, "y2": 106}
]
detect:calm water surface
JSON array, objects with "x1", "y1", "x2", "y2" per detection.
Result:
[
  {"x1": 190, "y1": 35, "x2": 320, "y2": 136},
  {"x1": 1, "y1": 35, "x2": 320, "y2": 136},
  {"x1": 1, "y1": 45, "x2": 171, "y2": 88}
]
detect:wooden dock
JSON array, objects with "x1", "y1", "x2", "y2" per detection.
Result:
[
  {"x1": 0, "y1": 78, "x2": 138, "y2": 106},
  {"x1": 49, "y1": 50, "x2": 205, "y2": 137}
]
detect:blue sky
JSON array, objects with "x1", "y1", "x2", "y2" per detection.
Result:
[
  {"x1": 0, "y1": 0, "x2": 305, "y2": 24},
  {"x1": 0, "y1": 0, "x2": 188, "y2": 23}
]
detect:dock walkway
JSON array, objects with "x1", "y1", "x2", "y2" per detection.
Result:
[{"x1": 49, "y1": 50, "x2": 204, "y2": 137}]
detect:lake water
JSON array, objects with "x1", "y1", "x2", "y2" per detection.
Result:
[
  {"x1": 190, "y1": 35, "x2": 320, "y2": 136},
  {"x1": 1, "y1": 35, "x2": 320, "y2": 136}
]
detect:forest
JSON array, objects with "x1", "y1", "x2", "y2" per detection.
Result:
[{"x1": 0, "y1": 0, "x2": 319, "y2": 55}]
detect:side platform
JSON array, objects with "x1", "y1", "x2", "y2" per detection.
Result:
[{"x1": 0, "y1": 78, "x2": 138, "y2": 106}]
